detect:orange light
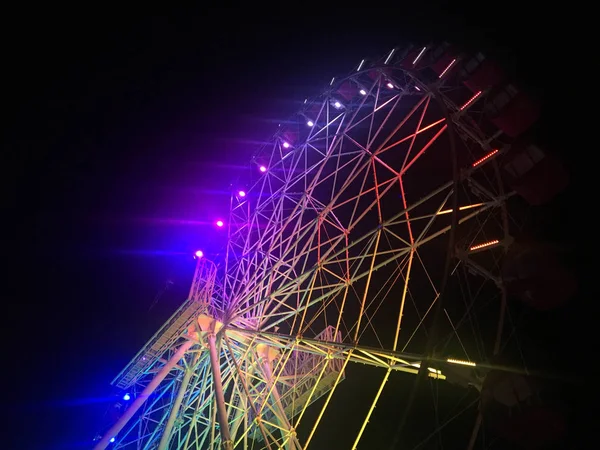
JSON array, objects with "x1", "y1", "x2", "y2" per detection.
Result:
[
  {"x1": 472, "y1": 149, "x2": 499, "y2": 167},
  {"x1": 469, "y1": 239, "x2": 500, "y2": 251}
]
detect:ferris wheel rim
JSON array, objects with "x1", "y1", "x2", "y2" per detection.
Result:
[
  {"x1": 101, "y1": 44, "x2": 531, "y2": 450},
  {"x1": 207, "y1": 50, "x2": 512, "y2": 448}
]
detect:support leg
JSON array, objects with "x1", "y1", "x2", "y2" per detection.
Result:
[
  {"x1": 257, "y1": 344, "x2": 300, "y2": 450},
  {"x1": 208, "y1": 332, "x2": 233, "y2": 450},
  {"x1": 157, "y1": 353, "x2": 198, "y2": 450},
  {"x1": 93, "y1": 339, "x2": 194, "y2": 450}
]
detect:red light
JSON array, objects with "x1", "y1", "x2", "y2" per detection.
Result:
[
  {"x1": 460, "y1": 91, "x2": 482, "y2": 111},
  {"x1": 472, "y1": 149, "x2": 499, "y2": 167}
]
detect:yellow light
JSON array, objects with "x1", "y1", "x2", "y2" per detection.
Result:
[
  {"x1": 437, "y1": 203, "x2": 484, "y2": 215},
  {"x1": 411, "y1": 362, "x2": 442, "y2": 374},
  {"x1": 447, "y1": 358, "x2": 476, "y2": 367}
]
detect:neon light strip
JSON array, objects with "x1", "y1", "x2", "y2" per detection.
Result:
[
  {"x1": 472, "y1": 149, "x2": 499, "y2": 167},
  {"x1": 469, "y1": 239, "x2": 500, "y2": 251},
  {"x1": 460, "y1": 90, "x2": 482, "y2": 111},
  {"x1": 447, "y1": 358, "x2": 476, "y2": 367},
  {"x1": 384, "y1": 49, "x2": 396, "y2": 64},
  {"x1": 437, "y1": 203, "x2": 484, "y2": 215},
  {"x1": 412, "y1": 47, "x2": 427, "y2": 65},
  {"x1": 438, "y1": 58, "x2": 456, "y2": 78}
]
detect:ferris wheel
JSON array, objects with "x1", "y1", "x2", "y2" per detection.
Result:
[{"x1": 92, "y1": 43, "x2": 572, "y2": 450}]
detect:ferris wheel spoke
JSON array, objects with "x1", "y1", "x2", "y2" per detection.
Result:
[
  {"x1": 366, "y1": 94, "x2": 403, "y2": 150},
  {"x1": 395, "y1": 249, "x2": 441, "y2": 353},
  {"x1": 412, "y1": 188, "x2": 454, "y2": 244},
  {"x1": 352, "y1": 369, "x2": 393, "y2": 450},
  {"x1": 242, "y1": 197, "x2": 499, "y2": 334},
  {"x1": 232, "y1": 151, "x2": 372, "y2": 313},
  {"x1": 412, "y1": 397, "x2": 480, "y2": 450},
  {"x1": 356, "y1": 251, "x2": 412, "y2": 348},
  {"x1": 373, "y1": 93, "x2": 431, "y2": 157}
]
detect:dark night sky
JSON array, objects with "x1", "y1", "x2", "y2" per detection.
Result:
[{"x1": 2, "y1": 5, "x2": 591, "y2": 450}]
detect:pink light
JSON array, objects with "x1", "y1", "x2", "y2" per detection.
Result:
[
  {"x1": 238, "y1": 190, "x2": 246, "y2": 197},
  {"x1": 216, "y1": 220, "x2": 224, "y2": 227},
  {"x1": 460, "y1": 90, "x2": 482, "y2": 111},
  {"x1": 283, "y1": 142, "x2": 290, "y2": 148},
  {"x1": 259, "y1": 165, "x2": 267, "y2": 173},
  {"x1": 438, "y1": 58, "x2": 456, "y2": 79},
  {"x1": 195, "y1": 250, "x2": 204, "y2": 258}
]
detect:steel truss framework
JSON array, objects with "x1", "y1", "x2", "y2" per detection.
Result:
[{"x1": 95, "y1": 45, "x2": 527, "y2": 450}]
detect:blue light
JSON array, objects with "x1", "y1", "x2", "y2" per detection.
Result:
[
  {"x1": 110, "y1": 437, "x2": 115, "y2": 443},
  {"x1": 123, "y1": 393, "x2": 131, "y2": 401}
]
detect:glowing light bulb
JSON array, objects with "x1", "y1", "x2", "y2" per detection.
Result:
[
  {"x1": 259, "y1": 165, "x2": 267, "y2": 173},
  {"x1": 216, "y1": 220, "x2": 224, "y2": 227},
  {"x1": 387, "y1": 82, "x2": 394, "y2": 89},
  {"x1": 307, "y1": 120, "x2": 314, "y2": 127},
  {"x1": 238, "y1": 190, "x2": 246, "y2": 197},
  {"x1": 359, "y1": 89, "x2": 367, "y2": 95},
  {"x1": 283, "y1": 141, "x2": 290, "y2": 148},
  {"x1": 123, "y1": 393, "x2": 130, "y2": 401},
  {"x1": 195, "y1": 250, "x2": 204, "y2": 258}
]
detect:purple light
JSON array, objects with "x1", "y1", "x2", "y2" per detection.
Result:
[
  {"x1": 259, "y1": 165, "x2": 267, "y2": 173},
  {"x1": 238, "y1": 190, "x2": 246, "y2": 197},
  {"x1": 216, "y1": 220, "x2": 224, "y2": 227},
  {"x1": 195, "y1": 250, "x2": 204, "y2": 258},
  {"x1": 334, "y1": 101, "x2": 342, "y2": 109},
  {"x1": 283, "y1": 142, "x2": 290, "y2": 148},
  {"x1": 359, "y1": 89, "x2": 367, "y2": 95},
  {"x1": 307, "y1": 120, "x2": 314, "y2": 127},
  {"x1": 387, "y1": 82, "x2": 394, "y2": 89}
]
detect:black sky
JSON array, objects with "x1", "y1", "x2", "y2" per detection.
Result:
[{"x1": 2, "y1": 5, "x2": 591, "y2": 450}]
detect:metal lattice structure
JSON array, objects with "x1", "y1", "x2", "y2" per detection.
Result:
[{"x1": 93, "y1": 44, "x2": 533, "y2": 450}]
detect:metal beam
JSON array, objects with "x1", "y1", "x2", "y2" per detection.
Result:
[
  {"x1": 207, "y1": 333, "x2": 233, "y2": 450},
  {"x1": 157, "y1": 354, "x2": 197, "y2": 450},
  {"x1": 93, "y1": 339, "x2": 194, "y2": 450}
]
